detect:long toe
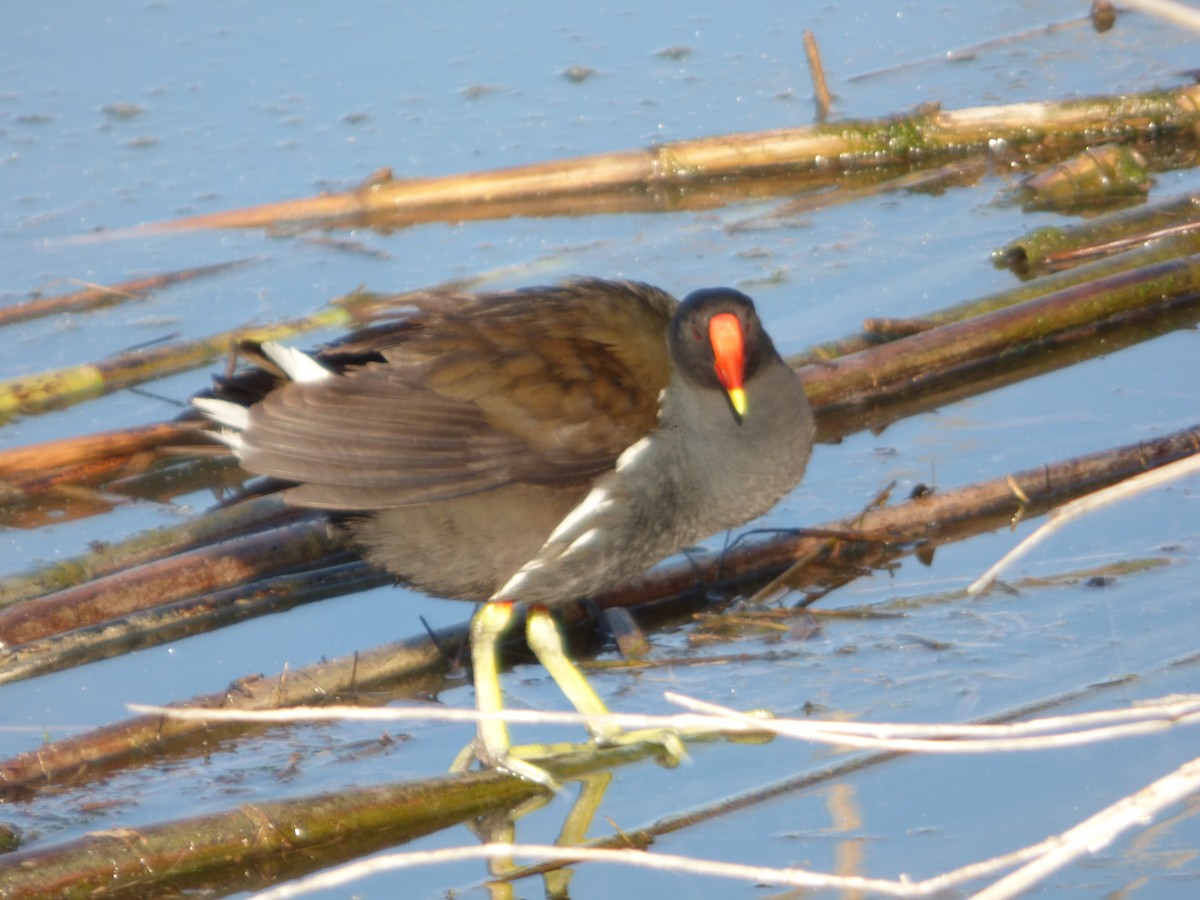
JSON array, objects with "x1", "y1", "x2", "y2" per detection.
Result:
[{"x1": 597, "y1": 727, "x2": 688, "y2": 768}]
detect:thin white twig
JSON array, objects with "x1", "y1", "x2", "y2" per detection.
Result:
[
  {"x1": 663, "y1": 693, "x2": 1200, "y2": 753},
  {"x1": 243, "y1": 840, "x2": 938, "y2": 899},
  {"x1": 121, "y1": 696, "x2": 1200, "y2": 898},
  {"x1": 665, "y1": 692, "x2": 1200, "y2": 738},
  {"x1": 244, "y1": 753, "x2": 1200, "y2": 900},
  {"x1": 1118, "y1": 0, "x2": 1200, "y2": 34},
  {"x1": 968, "y1": 453, "x2": 1200, "y2": 596},
  {"x1": 972, "y1": 754, "x2": 1200, "y2": 899},
  {"x1": 127, "y1": 692, "x2": 1200, "y2": 754}
]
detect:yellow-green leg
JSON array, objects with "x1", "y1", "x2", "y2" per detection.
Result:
[
  {"x1": 524, "y1": 605, "x2": 686, "y2": 764},
  {"x1": 468, "y1": 601, "x2": 515, "y2": 766},
  {"x1": 456, "y1": 601, "x2": 561, "y2": 786},
  {"x1": 525, "y1": 606, "x2": 621, "y2": 743},
  {"x1": 455, "y1": 601, "x2": 686, "y2": 786}
]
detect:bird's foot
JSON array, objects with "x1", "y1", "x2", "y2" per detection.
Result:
[
  {"x1": 592, "y1": 727, "x2": 688, "y2": 768},
  {"x1": 450, "y1": 738, "x2": 562, "y2": 790},
  {"x1": 450, "y1": 726, "x2": 688, "y2": 787}
]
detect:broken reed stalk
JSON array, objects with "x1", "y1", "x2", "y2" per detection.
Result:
[
  {"x1": 787, "y1": 228, "x2": 1200, "y2": 367},
  {"x1": 994, "y1": 190, "x2": 1200, "y2": 274},
  {"x1": 0, "y1": 619, "x2": 468, "y2": 800},
  {"x1": 2, "y1": 262, "x2": 1199, "y2": 662},
  {"x1": 495, "y1": 681, "x2": 1136, "y2": 886},
  {"x1": 581, "y1": 424, "x2": 1200, "y2": 613},
  {"x1": 0, "y1": 517, "x2": 350, "y2": 649},
  {"x1": 5, "y1": 238, "x2": 1200, "y2": 510},
  {"x1": 0, "y1": 655, "x2": 1159, "y2": 898},
  {"x1": 0, "y1": 306, "x2": 353, "y2": 422},
  {"x1": 0, "y1": 743, "x2": 665, "y2": 898},
  {"x1": 1010, "y1": 143, "x2": 1152, "y2": 213},
  {"x1": 0, "y1": 259, "x2": 257, "y2": 327},
  {"x1": 130, "y1": 83, "x2": 1200, "y2": 234},
  {"x1": 1117, "y1": 0, "x2": 1200, "y2": 34},
  {"x1": 0, "y1": 561, "x2": 389, "y2": 685},
  {"x1": 0, "y1": 496, "x2": 308, "y2": 609},
  {"x1": 0, "y1": 423, "x2": 215, "y2": 517},
  {"x1": 1, "y1": 422, "x2": 1194, "y2": 797},
  {"x1": 816, "y1": 296, "x2": 1200, "y2": 442},
  {"x1": 3, "y1": 454, "x2": 159, "y2": 511},
  {"x1": 0, "y1": 280, "x2": 532, "y2": 425},
  {"x1": 104, "y1": 452, "x2": 239, "y2": 498},
  {"x1": 0, "y1": 422, "x2": 200, "y2": 479},
  {"x1": 798, "y1": 253, "x2": 1200, "y2": 435},
  {"x1": 802, "y1": 30, "x2": 833, "y2": 120}
]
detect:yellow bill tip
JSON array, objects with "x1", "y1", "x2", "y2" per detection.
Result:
[{"x1": 728, "y1": 386, "x2": 747, "y2": 418}]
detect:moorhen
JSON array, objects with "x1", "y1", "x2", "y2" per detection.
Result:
[{"x1": 196, "y1": 278, "x2": 815, "y2": 783}]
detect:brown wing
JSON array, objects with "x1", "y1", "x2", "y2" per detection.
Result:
[{"x1": 235, "y1": 279, "x2": 677, "y2": 510}]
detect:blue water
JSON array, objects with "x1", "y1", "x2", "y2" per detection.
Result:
[{"x1": 2, "y1": 2, "x2": 1199, "y2": 897}]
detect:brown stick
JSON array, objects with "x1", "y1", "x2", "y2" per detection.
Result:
[
  {"x1": 798, "y1": 254, "x2": 1200, "y2": 438},
  {"x1": 0, "y1": 678, "x2": 1134, "y2": 898},
  {"x1": 0, "y1": 421, "x2": 200, "y2": 479},
  {"x1": 0, "y1": 306, "x2": 353, "y2": 423},
  {"x1": 582, "y1": 425, "x2": 1200, "y2": 615},
  {"x1": 0, "y1": 259, "x2": 256, "y2": 327},
  {"x1": 0, "y1": 496, "x2": 303, "y2": 609},
  {"x1": 1, "y1": 423, "x2": 1193, "y2": 797},
  {"x1": 116, "y1": 83, "x2": 1200, "y2": 235},
  {"x1": 994, "y1": 190, "x2": 1200, "y2": 274},
  {"x1": 2, "y1": 257, "x2": 1198, "y2": 654},
  {"x1": 802, "y1": 30, "x2": 833, "y2": 121},
  {"x1": 0, "y1": 518, "x2": 350, "y2": 648},
  {"x1": 0, "y1": 562, "x2": 389, "y2": 685},
  {"x1": 0, "y1": 741, "x2": 671, "y2": 897},
  {"x1": 4, "y1": 238, "x2": 1198, "y2": 514},
  {"x1": 0, "y1": 272, "x2": 537, "y2": 423},
  {"x1": 0, "y1": 619, "x2": 463, "y2": 800},
  {"x1": 788, "y1": 228, "x2": 1200, "y2": 367}
]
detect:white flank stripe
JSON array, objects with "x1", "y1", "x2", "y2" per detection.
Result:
[
  {"x1": 494, "y1": 568, "x2": 529, "y2": 599},
  {"x1": 615, "y1": 435, "x2": 653, "y2": 473},
  {"x1": 545, "y1": 486, "x2": 611, "y2": 543},
  {"x1": 262, "y1": 341, "x2": 331, "y2": 382},
  {"x1": 560, "y1": 527, "x2": 600, "y2": 558}
]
